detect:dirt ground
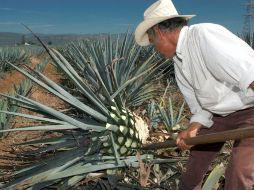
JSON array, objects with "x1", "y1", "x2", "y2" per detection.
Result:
[{"x1": 0, "y1": 57, "x2": 66, "y2": 181}]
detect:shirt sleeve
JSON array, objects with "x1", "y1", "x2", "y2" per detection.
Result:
[
  {"x1": 198, "y1": 24, "x2": 254, "y2": 91},
  {"x1": 174, "y1": 64, "x2": 214, "y2": 128}
]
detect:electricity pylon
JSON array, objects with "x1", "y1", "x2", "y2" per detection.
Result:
[{"x1": 243, "y1": 0, "x2": 254, "y2": 36}]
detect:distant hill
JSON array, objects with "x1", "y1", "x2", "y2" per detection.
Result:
[
  {"x1": 0, "y1": 32, "x2": 24, "y2": 45},
  {"x1": 0, "y1": 32, "x2": 113, "y2": 46}
]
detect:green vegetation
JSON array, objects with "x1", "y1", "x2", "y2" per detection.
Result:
[
  {"x1": 0, "y1": 45, "x2": 44, "y2": 77},
  {"x1": 0, "y1": 46, "x2": 29, "y2": 76}
]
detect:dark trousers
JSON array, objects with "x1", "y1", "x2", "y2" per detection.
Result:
[{"x1": 179, "y1": 107, "x2": 254, "y2": 190}]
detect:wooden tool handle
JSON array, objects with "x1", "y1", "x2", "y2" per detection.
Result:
[{"x1": 142, "y1": 126, "x2": 254, "y2": 150}]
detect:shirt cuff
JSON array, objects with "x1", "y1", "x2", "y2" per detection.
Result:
[
  {"x1": 190, "y1": 109, "x2": 214, "y2": 128},
  {"x1": 239, "y1": 66, "x2": 254, "y2": 91}
]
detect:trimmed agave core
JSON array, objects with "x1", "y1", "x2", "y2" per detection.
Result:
[{"x1": 103, "y1": 107, "x2": 149, "y2": 156}]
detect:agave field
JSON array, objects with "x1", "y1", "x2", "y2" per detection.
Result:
[{"x1": 0, "y1": 32, "x2": 233, "y2": 190}]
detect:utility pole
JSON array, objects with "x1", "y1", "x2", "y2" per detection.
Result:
[{"x1": 243, "y1": 0, "x2": 254, "y2": 36}]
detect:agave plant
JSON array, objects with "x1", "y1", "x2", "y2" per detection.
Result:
[
  {"x1": 157, "y1": 96, "x2": 186, "y2": 132},
  {"x1": 0, "y1": 31, "x2": 175, "y2": 189},
  {"x1": 58, "y1": 33, "x2": 171, "y2": 108},
  {"x1": 0, "y1": 46, "x2": 30, "y2": 76},
  {"x1": 147, "y1": 80, "x2": 186, "y2": 133}
]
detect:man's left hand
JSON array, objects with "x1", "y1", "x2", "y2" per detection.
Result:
[
  {"x1": 176, "y1": 122, "x2": 203, "y2": 150},
  {"x1": 250, "y1": 81, "x2": 254, "y2": 91}
]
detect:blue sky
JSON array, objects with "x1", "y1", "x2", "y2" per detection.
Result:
[{"x1": 0, "y1": 0, "x2": 249, "y2": 35}]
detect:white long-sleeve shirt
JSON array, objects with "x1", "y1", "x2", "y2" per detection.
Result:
[{"x1": 173, "y1": 23, "x2": 254, "y2": 127}]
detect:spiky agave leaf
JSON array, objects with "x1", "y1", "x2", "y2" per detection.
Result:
[{"x1": 202, "y1": 163, "x2": 225, "y2": 190}]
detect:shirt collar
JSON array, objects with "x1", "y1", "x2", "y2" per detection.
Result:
[{"x1": 175, "y1": 26, "x2": 188, "y2": 60}]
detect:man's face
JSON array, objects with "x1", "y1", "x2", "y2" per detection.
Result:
[{"x1": 148, "y1": 27, "x2": 176, "y2": 59}]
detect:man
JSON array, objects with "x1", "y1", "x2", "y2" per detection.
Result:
[{"x1": 135, "y1": 0, "x2": 254, "y2": 190}]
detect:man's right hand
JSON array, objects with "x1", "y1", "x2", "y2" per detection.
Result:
[{"x1": 176, "y1": 122, "x2": 203, "y2": 150}]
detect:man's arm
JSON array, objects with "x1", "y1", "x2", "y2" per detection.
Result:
[{"x1": 174, "y1": 65, "x2": 213, "y2": 150}]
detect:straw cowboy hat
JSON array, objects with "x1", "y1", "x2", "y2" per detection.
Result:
[{"x1": 135, "y1": 0, "x2": 195, "y2": 46}]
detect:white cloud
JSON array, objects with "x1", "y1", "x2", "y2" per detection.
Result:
[
  {"x1": 0, "y1": 22, "x2": 19, "y2": 25},
  {"x1": 21, "y1": 10, "x2": 44, "y2": 14},
  {"x1": 0, "y1": 7, "x2": 44, "y2": 14},
  {"x1": 0, "y1": 8, "x2": 14, "y2": 11},
  {"x1": 117, "y1": 23, "x2": 134, "y2": 26},
  {"x1": 29, "y1": 24, "x2": 55, "y2": 28}
]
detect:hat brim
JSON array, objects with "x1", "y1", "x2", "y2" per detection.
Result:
[{"x1": 135, "y1": 15, "x2": 195, "y2": 46}]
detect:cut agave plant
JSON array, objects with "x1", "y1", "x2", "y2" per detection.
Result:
[
  {"x1": 102, "y1": 108, "x2": 149, "y2": 158},
  {"x1": 103, "y1": 106, "x2": 149, "y2": 156},
  {"x1": 1, "y1": 51, "x2": 150, "y2": 158},
  {"x1": 0, "y1": 30, "x2": 171, "y2": 189}
]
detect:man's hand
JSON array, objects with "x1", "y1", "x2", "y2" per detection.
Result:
[
  {"x1": 250, "y1": 81, "x2": 254, "y2": 91},
  {"x1": 176, "y1": 122, "x2": 203, "y2": 150}
]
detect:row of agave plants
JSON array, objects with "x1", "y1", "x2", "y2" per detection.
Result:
[
  {"x1": 0, "y1": 30, "x2": 224, "y2": 189},
  {"x1": 0, "y1": 58, "x2": 49, "y2": 135},
  {"x1": 0, "y1": 45, "x2": 44, "y2": 77}
]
